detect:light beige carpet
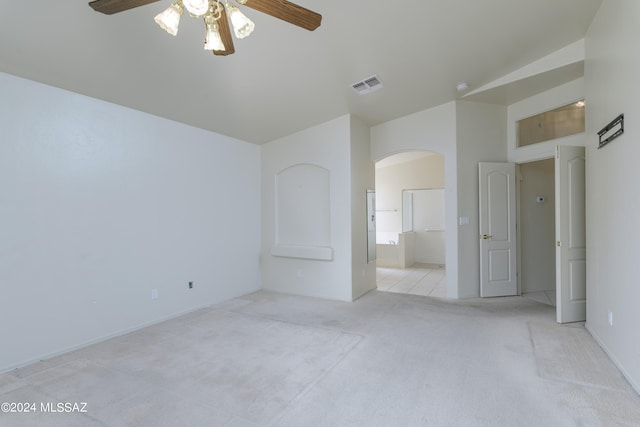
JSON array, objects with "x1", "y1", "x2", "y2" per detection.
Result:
[{"x1": 1, "y1": 290, "x2": 638, "y2": 426}]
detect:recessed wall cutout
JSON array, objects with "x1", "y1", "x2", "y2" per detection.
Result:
[
  {"x1": 517, "y1": 100, "x2": 585, "y2": 147},
  {"x1": 271, "y1": 163, "x2": 333, "y2": 261}
]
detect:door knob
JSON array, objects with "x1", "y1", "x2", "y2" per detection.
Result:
[{"x1": 481, "y1": 234, "x2": 492, "y2": 240}]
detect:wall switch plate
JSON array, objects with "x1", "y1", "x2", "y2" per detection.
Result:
[
  {"x1": 151, "y1": 288, "x2": 159, "y2": 300},
  {"x1": 608, "y1": 310, "x2": 613, "y2": 326},
  {"x1": 296, "y1": 269, "x2": 304, "y2": 278}
]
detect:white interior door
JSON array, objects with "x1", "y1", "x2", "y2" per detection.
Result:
[
  {"x1": 479, "y1": 163, "x2": 518, "y2": 297},
  {"x1": 555, "y1": 146, "x2": 586, "y2": 323}
]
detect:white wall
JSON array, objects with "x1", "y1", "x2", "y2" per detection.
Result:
[
  {"x1": 584, "y1": 0, "x2": 640, "y2": 392},
  {"x1": 412, "y1": 189, "x2": 446, "y2": 265},
  {"x1": 372, "y1": 101, "x2": 507, "y2": 298},
  {"x1": 519, "y1": 159, "x2": 555, "y2": 293},
  {"x1": 261, "y1": 115, "x2": 355, "y2": 301},
  {"x1": 371, "y1": 102, "x2": 459, "y2": 297},
  {"x1": 0, "y1": 72, "x2": 262, "y2": 373},
  {"x1": 455, "y1": 101, "x2": 508, "y2": 298}
]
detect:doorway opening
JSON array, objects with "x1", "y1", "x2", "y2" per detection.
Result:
[
  {"x1": 518, "y1": 158, "x2": 556, "y2": 306},
  {"x1": 374, "y1": 151, "x2": 446, "y2": 297}
]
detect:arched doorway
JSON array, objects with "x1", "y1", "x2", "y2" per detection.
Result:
[{"x1": 374, "y1": 150, "x2": 447, "y2": 297}]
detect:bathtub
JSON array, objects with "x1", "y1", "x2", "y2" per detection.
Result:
[{"x1": 376, "y1": 232, "x2": 415, "y2": 268}]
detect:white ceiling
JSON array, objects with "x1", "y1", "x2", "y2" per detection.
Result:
[{"x1": 0, "y1": 0, "x2": 602, "y2": 144}]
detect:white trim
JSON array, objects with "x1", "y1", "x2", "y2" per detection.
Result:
[
  {"x1": 585, "y1": 323, "x2": 640, "y2": 396},
  {"x1": 271, "y1": 244, "x2": 333, "y2": 261}
]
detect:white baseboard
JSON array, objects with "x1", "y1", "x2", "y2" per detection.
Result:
[{"x1": 585, "y1": 322, "x2": 640, "y2": 396}]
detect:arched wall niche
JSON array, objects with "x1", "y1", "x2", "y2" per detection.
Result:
[{"x1": 271, "y1": 163, "x2": 333, "y2": 261}]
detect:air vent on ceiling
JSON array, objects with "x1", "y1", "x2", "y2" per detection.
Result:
[{"x1": 351, "y1": 75, "x2": 383, "y2": 95}]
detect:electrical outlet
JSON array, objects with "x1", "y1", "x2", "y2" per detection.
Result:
[
  {"x1": 189, "y1": 281, "x2": 193, "y2": 289},
  {"x1": 151, "y1": 288, "x2": 159, "y2": 300},
  {"x1": 296, "y1": 269, "x2": 304, "y2": 278}
]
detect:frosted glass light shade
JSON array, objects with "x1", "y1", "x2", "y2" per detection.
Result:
[
  {"x1": 204, "y1": 18, "x2": 225, "y2": 51},
  {"x1": 183, "y1": 0, "x2": 210, "y2": 17},
  {"x1": 154, "y1": 3, "x2": 183, "y2": 36},
  {"x1": 227, "y1": 5, "x2": 254, "y2": 39}
]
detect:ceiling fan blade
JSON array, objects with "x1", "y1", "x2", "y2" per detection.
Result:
[
  {"x1": 89, "y1": 0, "x2": 161, "y2": 15},
  {"x1": 214, "y1": 4, "x2": 236, "y2": 56},
  {"x1": 243, "y1": 0, "x2": 321, "y2": 31}
]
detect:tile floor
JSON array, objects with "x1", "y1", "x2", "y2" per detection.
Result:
[
  {"x1": 378, "y1": 265, "x2": 558, "y2": 308},
  {"x1": 376, "y1": 263, "x2": 446, "y2": 297}
]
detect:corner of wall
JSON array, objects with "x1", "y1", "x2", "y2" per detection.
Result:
[
  {"x1": 455, "y1": 101, "x2": 508, "y2": 298},
  {"x1": 583, "y1": 0, "x2": 640, "y2": 394},
  {"x1": 260, "y1": 116, "x2": 355, "y2": 302},
  {"x1": 350, "y1": 115, "x2": 376, "y2": 300}
]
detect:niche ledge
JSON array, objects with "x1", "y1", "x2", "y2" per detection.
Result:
[{"x1": 271, "y1": 244, "x2": 333, "y2": 261}]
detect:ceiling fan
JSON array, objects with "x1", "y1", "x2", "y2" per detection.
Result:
[{"x1": 88, "y1": 0, "x2": 322, "y2": 56}]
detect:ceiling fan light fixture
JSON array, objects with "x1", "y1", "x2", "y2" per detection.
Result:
[
  {"x1": 204, "y1": 16, "x2": 225, "y2": 51},
  {"x1": 183, "y1": 0, "x2": 211, "y2": 17},
  {"x1": 154, "y1": 2, "x2": 184, "y2": 36},
  {"x1": 227, "y1": 5, "x2": 254, "y2": 39},
  {"x1": 88, "y1": 0, "x2": 322, "y2": 56}
]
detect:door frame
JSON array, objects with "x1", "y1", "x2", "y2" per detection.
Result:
[{"x1": 513, "y1": 147, "x2": 587, "y2": 322}]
